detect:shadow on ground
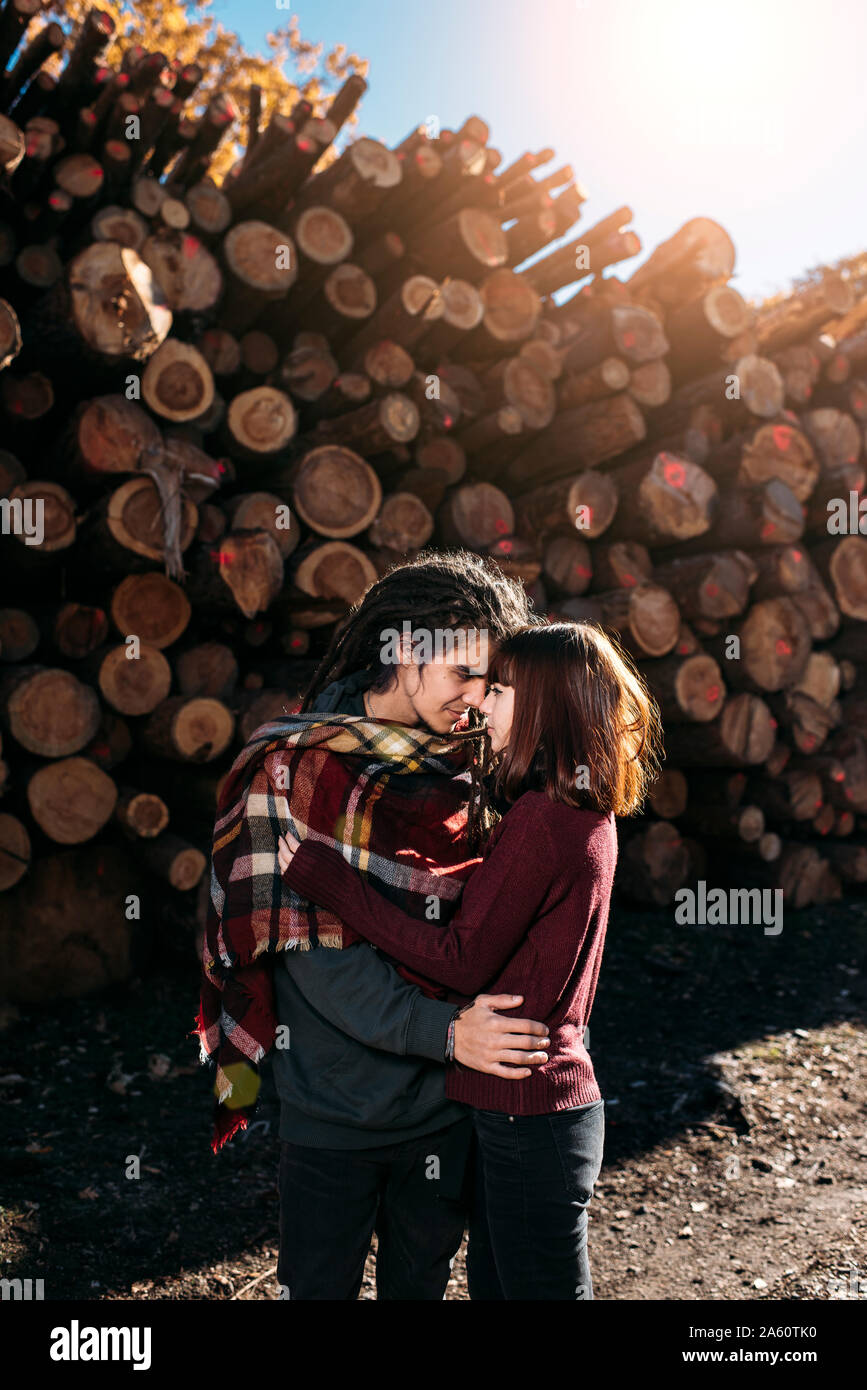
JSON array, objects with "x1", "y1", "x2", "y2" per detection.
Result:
[{"x1": 1, "y1": 894, "x2": 864, "y2": 1298}]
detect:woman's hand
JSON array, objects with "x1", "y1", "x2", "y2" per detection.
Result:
[{"x1": 277, "y1": 831, "x2": 301, "y2": 876}]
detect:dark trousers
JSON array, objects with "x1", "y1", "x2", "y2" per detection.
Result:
[
  {"x1": 466, "y1": 1099, "x2": 605, "y2": 1300},
  {"x1": 276, "y1": 1118, "x2": 471, "y2": 1300}
]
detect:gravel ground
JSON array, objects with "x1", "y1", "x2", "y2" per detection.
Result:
[{"x1": 1, "y1": 895, "x2": 864, "y2": 1301}]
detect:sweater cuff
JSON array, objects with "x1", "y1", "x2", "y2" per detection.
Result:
[
  {"x1": 286, "y1": 839, "x2": 355, "y2": 915},
  {"x1": 406, "y1": 995, "x2": 458, "y2": 1062}
]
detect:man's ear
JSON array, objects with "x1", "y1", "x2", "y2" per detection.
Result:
[{"x1": 397, "y1": 629, "x2": 416, "y2": 667}]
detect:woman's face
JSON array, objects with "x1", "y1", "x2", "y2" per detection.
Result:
[{"x1": 480, "y1": 681, "x2": 514, "y2": 753}]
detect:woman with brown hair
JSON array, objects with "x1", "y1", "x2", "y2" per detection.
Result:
[{"x1": 278, "y1": 621, "x2": 662, "y2": 1300}]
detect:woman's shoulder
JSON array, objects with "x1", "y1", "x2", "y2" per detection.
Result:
[{"x1": 504, "y1": 790, "x2": 616, "y2": 838}]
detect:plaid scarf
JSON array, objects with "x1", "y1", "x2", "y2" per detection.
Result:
[{"x1": 194, "y1": 713, "x2": 482, "y2": 1152}]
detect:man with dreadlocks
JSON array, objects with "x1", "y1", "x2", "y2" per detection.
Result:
[{"x1": 266, "y1": 550, "x2": 550, "y2": 1299}]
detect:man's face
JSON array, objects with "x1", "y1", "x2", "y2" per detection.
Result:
[{"x1": 398, "y1": 629, "x2": 490, "y2": 734}]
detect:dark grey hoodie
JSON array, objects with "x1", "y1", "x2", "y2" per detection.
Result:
[{"x1": 271, "y1": 672, "x2": 468, "y2": 1147}]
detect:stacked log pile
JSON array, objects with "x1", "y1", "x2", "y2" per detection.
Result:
[{"x1": 1, "y1": 11, "x2": 866, "y2": 997}]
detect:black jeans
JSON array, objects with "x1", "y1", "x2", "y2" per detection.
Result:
[
  {"x1": 466, "y1": 1099, "x2": 605, "y2": 1300},
  {"x1": 276, "y1": 1117, "x2": 472, "y2": 1300}
]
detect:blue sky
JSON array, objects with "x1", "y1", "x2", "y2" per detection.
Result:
[{"x1": 213, "y1": 0, "x2": 866, "y2": 302}]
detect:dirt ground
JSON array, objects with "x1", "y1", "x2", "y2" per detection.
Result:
[{"x1": 1, "y1": 893, "x2": 865, "y2": 1302}]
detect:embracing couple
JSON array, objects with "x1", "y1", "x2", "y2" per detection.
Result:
[{"x1": 198, "y1": 549, "x2": 660, "y2": 1301}]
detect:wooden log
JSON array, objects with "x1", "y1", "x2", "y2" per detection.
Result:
[
  {"x1": 175, "y1": 642, "x2": 238, "y2": 699},
  {"x1": 411, "y1": 207, "x2": 507, "y2": 281},
  {"x1": 772, "y1": 343, "x2": 821, "y2": 406},
  {"x1": 141, "y1": 337, "x2": 214, "y2": 423},
  {"x1": 747, "y1": 770, "x2": 824, "y2": 823},
  {"x1": 711, "y1": 596, "x2": 812, "y2": 693},
  {"x1": 554, "y1": 583, "x2": 679, "y2": 657},
  {"x1": 437, "y1": 481, "x2": 515, "y2": 550},
  {"x1": 705, "y1": 419, "x2": 819, "y2": 502},
  {"x1": 618, "y1": 820, "x2": 689, "y2": 905},
  {"x1": 455, "y1": 404, "x2": 523, "y2": 468},
  {"x1": 603, "y1": 452, "x2": 717, "y2": 546},
  {"x1": 558, "y1": 357, "x2": 630, "y2": 410},
  {"x1": 589, "y1": 540, "x2": 652, "y2": 591},
  {"x1": 307, "y1": 392, "x2": 419, "y2": 457},
  {"x1": 769, "y1": 689, "x2": 839, "y2": 755},
  {"x1": 791, "y1": 651, "x2": 841, "y2": 708},
  {"x1": 811, "y1": 537, "x2": 867, "y2": 621},
  {"x1": 754, "y1": 274, "x2": 855, "y2": 355},
  {"x1": 368, "y1": 491, "x2": 434, "y2": 552},
  {"x1": 141, "y1": 695, "x2": 235, "y2": 763},
  {"x1": 109, "y1": 572, "x2": 191, "y2": 648},
  {"x1": 298, "y1": 137, "x2": 402, "y2": 224},
  {"x1": 787, "y1": 581, "x2": 840, "y2": 642},
  {"x1": 484, "y1": 535, "x2": 541, "y2": 585},
  {"x1": 286, "y1": 445, "x2": 383, "y2": 538},
  {"x1": 186, "y1": 530, "x2": 284, "y2": 619},
  {"x1": 520, "y1": 206, "x2": 633, "y2": 296},
  {"x1": 450, "y1": 268, "x2": 541, "y2": 359},
  {"x1": 0, "y1": 295, "x2": 22, "y2": 372},
  {"x1": 822, "y1": 841, "x2": 867, "y2": 883},
  {"x1": 0, "y1": 810, "x2": 30, "y2": 890},
  {"x1": 648, "y1": 768, "x2": 688, "y2": 819},
  {"x1": 304, "y1": 371, "x2": 372, "y2": 420},
  {"x1": 664, "y1": 285, "x2": 753, "y2": 383},
  {"x1": 217, "y1": 220, "x2": 297, "y2": 333},
  {"x1": 0, "y1": 607, "x2": 40, "y2": 661},
  {"x1": 748, "y1": 543, "x2": 818, "y2": 600},
  {"x1": 357, "y1": 339, "x2": 416, "y2": 390},
  {"x1": 651, "y1": 551, "x2": 756, "y2": 620},
  {"x1": 288, "y1": 262, "x2": 378, "y2": 346},
  {"x1": 0, "y1": 665, "x2": 101, "y2": 756},
  {"x1": 26, "y1": 755, "x2": 118, "y2": 842},
  {"x1": 95, "y1": 641, "x2": 172, "y2": 715},
  {"x1": 82, "y1": 476, "x2": 198, "y2": 574},
  {"x1": 481, "y1": 355, "x2": 556, "y2": 430},
  {"x1": 277, "y1": 339, "x2": 338, "y2": 401},
  {"x1": 114, "y1": 786, "x2": 169, "y2": 839},
  {"x1": 627, "y1": 358, "x2": 671, "y2": 408},
  {"x1": 516, "y1": 469, "x2": 619, "y2": 541},
  {"x1": 646, "y1": 355, "x2": 784, "y2": 439},
  {"x1": 682, "y1": 803, "x2": 765, "y2": 842},
  {"x1": 541, "y1": 533, "x2": 593, "y2": 595},
  {"x1": 559, "y1": 303, "x2": 668, "y2": 376},
  {"x1": 61, "y1": 394, "x2": 163, "y2": 486},
  {"x1": 291, "y1": 540, "x2": 379, "y2": 612},
  {"x1": 415, "y1": 435, "x2": 466, "y2": 484},
  {"x1": 626, "y1": 218, "x2": 736, "y2": 309},
  {"x1": 504, "y1": 393, "x2": 646, "y2": 491},
  {"x1": 658, "y1": 478, "x2": 804, "y2": 556},
  {"x1": 139, "y1": 831, "x2": 206, "y2": 890},
  {"x1": 225, "y1": 491, "x2": 298, "y2": 558},
  {"x1": 186, "y1": 179, "x2": 232, "y2": 239},
  {"x1": 662, "y1": 692, "x2": 775, "y2": 766},
  {"x1": 22, "y1": 241, "x2": 172, "y2": 367},
  {"x1": 0, "y1": 841, "x2": 145, "y2": 1000},
  {"x1": 339, "y1": 274, "x2": 444, "y2": 360},
  {"x1": 642, "y1": 650, "x2": 726, "y2": 723},
  {"x1": 222, "y1": 385, "x2": 296, "y2": 460},
  {"x1": 137, "y1": 228, "x2": 222, "y2": 320}
]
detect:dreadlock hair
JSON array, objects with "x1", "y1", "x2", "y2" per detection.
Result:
[{"x1": 300, "y1": 549, "x2": 539, "y2": 852}]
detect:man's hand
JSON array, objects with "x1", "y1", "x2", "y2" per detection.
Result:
[{"x1": 453, "y1": 995, "x2": 549, "y2": 1078}]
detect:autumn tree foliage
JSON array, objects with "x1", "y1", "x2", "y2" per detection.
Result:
[{"x1": 39, "y1": 0, "x2": 369, "y2": 179}]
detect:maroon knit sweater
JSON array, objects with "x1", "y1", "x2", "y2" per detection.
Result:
[{"x1": 285, "y1": 790, "x2": 617, "y2": 1115}]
